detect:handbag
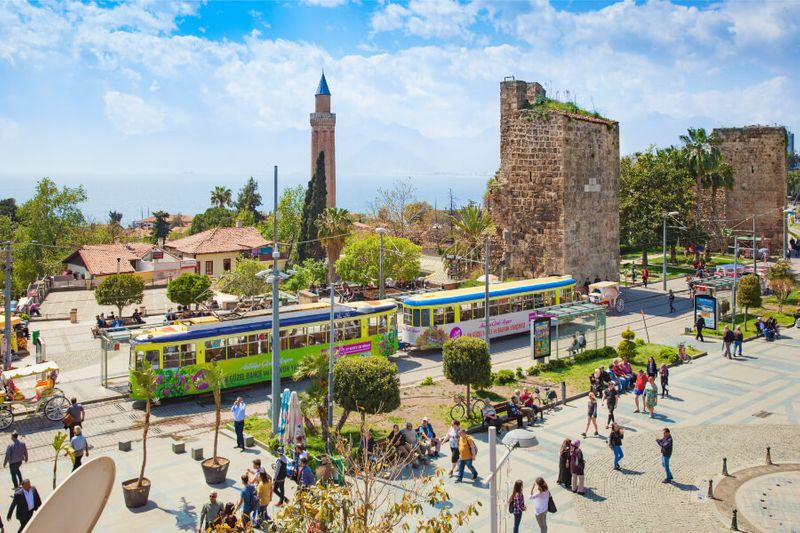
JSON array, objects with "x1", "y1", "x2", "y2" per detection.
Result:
[
  {"x1": 508, "y1": 500, "x2": 515, "y2": 514},
  {"x1": 63, "y1": 412, "x2": 74, "y2": 427},
  {"x1": 547, "y1": 494, "x2": 557, "y2": 513}
]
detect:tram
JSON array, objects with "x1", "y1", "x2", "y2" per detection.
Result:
[
  {"x1": 400, "y1": 276, "x2": 576, "y2": 349},
  {"x1": 128, "y1": 300, "x2": 398, "y2": 400}
]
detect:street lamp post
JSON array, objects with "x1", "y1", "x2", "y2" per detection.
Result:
[
  {"x1": 732, "y1": 237, "x2": 738, "y2": 327},
  {"x1": 327, "y1": 284, "x2": 335, "y2": 439},
  {"x1": 3, "y1": 242, "x2": 11, "y2": 370},
  {"x1": 484, "y1": 233, "x2": 490, "y2": 351},
  {"x1": 376, "y1": 227, "x2": 386, "y2": 299},
  {"x1": 486, "y1": 426, "x2": 538, "y2": 533},
  {"x1": 662, "y1": 211, "x2": 679, "y2": 292}
]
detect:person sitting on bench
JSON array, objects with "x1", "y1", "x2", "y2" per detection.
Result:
[
  {"x1": 577, "y1": 332, "x2": 586, "y2": 352},
  {"x1": 567, "y1": 334, "x2": 580, "y2": 356},
  {"x1": 511, "y1": 390, "x2": 538, "y2": 425},
  {"x1": 481, "y1": 399, "x2": 503, "y2": 433}
]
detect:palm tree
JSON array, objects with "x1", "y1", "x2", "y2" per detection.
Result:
[
  {"x1": 210, "y1": 186, "x2": 232, "y2": 209},
  {"x1": 680, "y1": 128, "x2": 719, "y2": 223},
  {"x1": 448, "y1": 203, "x2": 493, "y2": 263},
  {"x1": 317, "y1": 208, "x2": 353, "y2": 283},
  {"x1": 293, "y1": 350, "x2": 330, "y2": 441},
  {"x1": 703, "y1": 152, "x2": 735, "y2": 256}
]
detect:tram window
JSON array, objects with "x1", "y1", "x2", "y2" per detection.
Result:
[
  {"x1": 460, "y1": 303, "x2": 472, "y2": 321},
  {"x1": 163, "y1": 345, "x2": 181, "y2": 369},
  {"x1": 379, "y1": 315, "x2": 388, "y2": 334},
  {"x1": 180, "y1": 344, "x2": 196, "y2": 366},
  {"x1": 258, "y1": 333, "x2": 270, "y2": 354},
  {"x1": 412, "y1": 309, "x2": 421, "y2": 327},
  {"x1": 489, "y1": 300, "x2": 500, "y2": 317},
  {"x1": 444, "y1": 306, "x2": 455, "y2": 324},
  {"x1": 343, "y1": 320, "x2": 361, "y2": 340},
  {"x1": 543, "y1": 292, "x2": 555, "y2": 307},
  {"x1": 420, "y1": 309, "x2": 430, "y2": 327},
  {"x1": 498, "y1": 298, "x2": 510, "y2": 315},
  {"x1": 227, "y1": 337, "x2": 249, "y2": 358},
  {"x1": 511, "y1": 296, "x2": 524, "y2": 312},
  {"x1": 403, "y1": 308, "x2": 412, "y2": 325},
  {"x1": 307, "y1": 325, "x2": 327, "y2": 345},
  {"x1": 368, "y1": 317, "x2": 379, "y2": 336},
  {"x1": 533, "y1": 292, "x2": 544, "y2": 308},
  {"x1": 523, "y1": 294, "x2": 535, "y2": 310},
  {"x1": 560, "y1": 288, "x2": 573, "y2": 303},
  {"x1": 205, "y1": 339, "x2": 226, "y2": 362},
  {"x1": 288, "y1": 328, "x2": 308, "y2": 349},
  {"x1": 472, "y1": 301, "x2": 485, "y2": 319},
  {"x1": 389, "y1": 313, "x2": 397, "y2": 330},
  {"x1": 433, "y1": 307, "x2": 445, "y2": 326},
  {"x1": 135, "y1": 349, "x2": 160, "y2": 370}
]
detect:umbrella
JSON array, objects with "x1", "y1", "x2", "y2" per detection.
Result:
[
  {"x1": 284, "y1": 391, "x2": 300, "y2": 447},
  {"x1": 278, "y1": 388, "x2": 290, "y2": 443},
  {"x1": 289, "y1": 391, "x2": 304, "y2": 443}
]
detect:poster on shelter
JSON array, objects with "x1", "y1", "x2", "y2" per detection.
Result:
[
  {"x1": 533, "y1": 317, "x2": 551, "y2": 359},
  {"x1": 694, "y1": 295, "x2": 717, "y2": 330}
]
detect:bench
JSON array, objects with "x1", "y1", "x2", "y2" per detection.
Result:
[{"x1": 480, "y1": 401, "x2": 523, "y2": 432}]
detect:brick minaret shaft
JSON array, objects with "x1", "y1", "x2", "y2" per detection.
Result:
[{"x1": 310, "y1": 73, "x2": 336, "y2": 208}]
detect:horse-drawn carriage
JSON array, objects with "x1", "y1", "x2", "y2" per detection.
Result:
[
  {"x1": 0, "y1": 362, "x2": 70, "y2": 430},
  {"x1": 585, "y1": 281, "x2": 625, "y2": 312}
]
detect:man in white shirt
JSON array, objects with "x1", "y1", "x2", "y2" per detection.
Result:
[
  {"x1": 7, "y1": 479, "x2": 40, "y2": 530},
  {"x1": 231, "y1": 397, "x2": 247, "y2": 451}
]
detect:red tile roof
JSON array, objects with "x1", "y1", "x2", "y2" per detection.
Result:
[
  {"x1": 63, "y1": 243, "x2": 156, "y2": 276},
  {"x1": 165, "y1": 226, "x2": 270, "y2": 255}
]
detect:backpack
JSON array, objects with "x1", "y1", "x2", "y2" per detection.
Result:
[{"x1": 247, "y1": 485, "x2": 259, "y2": 510}]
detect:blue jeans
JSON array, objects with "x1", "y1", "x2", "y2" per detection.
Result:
[
  {"x1": 234, "y1": 420, "x2": 245, "y2": 449},
  {"x1": 662, "y1": 455, "x2": 673, "y2": 479},
  {"x1": 733, "y1": 340, "x2": 742, "y2": 355},
  {"x1": 513, "y1": 512, "x2": 522, "y2": 533},
  {"x1": 457, "y1": 459, "x2": 477, "y2": 481},
  {"x1": 612, "y1": 445, "x2": 623, "y2": 468}
]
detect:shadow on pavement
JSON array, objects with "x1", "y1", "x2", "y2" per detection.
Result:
[
  {"x1": 581, "y1": 488, "x2": 607, "y2": 502},
  {"x1": 158, "y1": 496, "x2": 197, "y2": 531},
  {"x1": 669, "y1": 480, "x2": 699, "y2": 492},
  {"x1": 620, "y1": 468, "x2": 643, "y2": 476},
  {"x1": 663, "y1": 395, "x2": 684, "y2": 402}
]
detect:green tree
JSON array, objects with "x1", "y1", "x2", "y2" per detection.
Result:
[
  {"x1": 299, "y1": 152, "x2": 328, "y2": 261},
  {"x1": 277, "y1": 185, "x2": 305, "y2": 263},
  {"x1": 235, "y1": 177, "x2": 262, "y2": 221},
  {"x1": 166, "y1": 273, "x2": 212, "y2": 308},
  {"x1": 317, "y1": 207, "x2": 353, "y2": 283},
  {"x1": 619, "y1": 146, "x2": 695, "y2": 266},
  {"x1": 442, "y1": 337, "x2": 492, "y2": 417},
  {"x1": 130, "y1": 360, "x2": 158, "y2": 490},
  {"x1": 293, "y1": 350, "x2": 331, "y2": 441},
  {"x1": 210, "y1": 186, "x2": 232, "y2": 209},
  {"x1": 0, "y1": 199, "x2": 17, "y2": 221},
  {"x1": 766, "y1": 260, "x2": 797, "y2": 313},
  {"x1": 333, "y1": 356, "x2": 401, "y2": 432},
  {"x1": 217, "y1": 258, "x2": 269, "y2": 299},
  {"x1": 335, "y1": 234, "x2": 421, "y2": 285},
  {"x1": 189, "y1": 207, "x2": 235, "y2": 235},
  {"x1": 788, "y1": 170, "x2": 800, "y2": 199},
  {"x1": 235, "y1": 208, "x2": 256, "y2": 228},
  {"x1": 94, "y1": 274, "x2": 145, "y2": 317},
  {"x1": 193, "y1": 362, "x2": 226, "y2": 466},
  {"x1": 108, "y1": 210, "x2": 123, "y2": 241},
  {"x1": 448, "y1": 203, "x2": 493, "y2": 263},
  {"x1": 736, "y1": 274, "x2": 762, "y2": 330},
  {"x1": 149, "y1": 210, "x2": 170, "y2": 245},
  {"x1": 283, "y1": 258, "x2": 326, "y2": 292},
  {"x1": 50, "y1": 431, "x2": 75, "y2": 490}
]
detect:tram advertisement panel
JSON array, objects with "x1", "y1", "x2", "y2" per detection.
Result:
[
  {"x1": 694, "y1": 294, "x2": 717, "y2": 330},
  {"x1": 532, "y1": 317, "x2": 551, "y2": 359}
]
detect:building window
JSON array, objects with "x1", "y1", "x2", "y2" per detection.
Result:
[
  {"x1": 205, "y1": 261, "x2": 214, "y2": 275},
  {"x1": 223, "y1": 258, "x2": 232, "y2": 272}
]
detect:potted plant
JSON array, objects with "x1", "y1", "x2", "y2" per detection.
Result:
[
  {"x1": 195, "y1": 362, "x2": 229, "y2": 484},
  {"x1": 51, "y1": 432, "x2": 74, "y2": 489},
  {"x1": 122, "y1": 360, "x2": 157, "y2": 508}
]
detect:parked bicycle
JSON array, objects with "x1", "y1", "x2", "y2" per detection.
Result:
[{"x1": 449, "y1": 393, "x2": 483, "y2": 422}]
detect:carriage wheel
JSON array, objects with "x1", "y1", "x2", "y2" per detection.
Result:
[
  {"x1": 615, "y1": 298, "x2": 625, "y2": 312},
  {"x1": 0, "y1": 407, "x2": 13, "y2": 430},
  {"x1": 45, "y1": 395, "x2": 70, "y2": 422}
]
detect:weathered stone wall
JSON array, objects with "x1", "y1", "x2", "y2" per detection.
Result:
[
  {"x1": 489, "y1": 79, "x2": 620, "y2": 284},
  {"x1": 712, "y1": 127, "x2": 787, "y2": 251}
]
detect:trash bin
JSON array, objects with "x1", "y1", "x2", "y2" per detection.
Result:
[
  {"x1": 32, "y1": 330, "x2": 39, "y2": 345},
  {"x1": 331, "y1": 455, "x2": 344, "y2": 485},
  {"x1": 69, "y1": 308, "x2": 78, "y2": 323}
]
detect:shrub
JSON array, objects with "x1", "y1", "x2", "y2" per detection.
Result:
[
  {"x1": 442, "y1": 337, "x2": 492, "y2": 414},
  {"x1": 617, "y1": 338, "x2": 636, "y2": 361},
  {"x1": 515, "y1": 367, "x2": 525, "y2": 380},
  {"x1": 621, "y1": 328, "x2": 636, "y2": 340},
  {"x1": 667, "y1": 351, "x2": 681, "y2": 365},
  {"x1": 493, "y1": 369, "x2": 516, "y2": 385},
  {"x1": 527, "y1": 365, "x2": 541, "y2": 376},
  {"x1": 635, "y1": 338, "x2": 645, "y2": 347},
  {"x1": 420, "y1": 376, "x2": 434, "y2": 386},
  {"x1": 333, "y1": 356, "x2": 401, "y2": 428}
]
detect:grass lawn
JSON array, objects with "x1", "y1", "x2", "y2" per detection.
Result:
[
  {"x1": 704, "y1": 308, "x2": 796, "y2": 337},
  {"x1": 537, "y1": 343, "x2": 701, "y2": 393},
  {"x1": 762, "y1": 289, "x2": 800, "y2": 310}
]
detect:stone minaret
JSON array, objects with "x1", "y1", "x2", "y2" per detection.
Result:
[{"x1": 310, "y1": 72, "x2": 336, "y2": 208}]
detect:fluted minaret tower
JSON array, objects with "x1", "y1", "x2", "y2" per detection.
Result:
[{"x1": 310, "y1": 72, "x2": 336, "y2": 208}]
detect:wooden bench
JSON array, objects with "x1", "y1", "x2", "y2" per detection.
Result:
[{"x1": 479, "y1": 401, "x2": 523, "y2": 432}]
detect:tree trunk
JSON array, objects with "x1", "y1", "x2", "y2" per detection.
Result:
[
  {"x1": 327, "y1": 254, "x2": 335, "y2": 285},
  {"x1": 138, "y1": 396, "x2": 150, "y2": 487},
  {"x1": 303, "y1": 414, "x2": 317, "y2": 436},
  {"x1": 213, "y1": 389, "x2": 220, "y2": 463},
  {"x1": 117, "y1": 305, "x2": 124, "y2": 318},
  {"x1": 641, "y1": 248, "x2": 649, "y2": 268},
  {"x1": 669, "y1": 244, "x2": 677, "y2": 264},
  {"x1": 466, "y1": 384, "x2": 471, "y2": 418},
  {"x1": 52, "y1": 449, "x2": 58, "y2": 489},
  {"x1": 336, "y1": 409, "x2": 350, "y2": 433}
]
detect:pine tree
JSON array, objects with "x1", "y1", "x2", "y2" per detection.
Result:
[{"x1": 298, "y1": 152, "x2": 327, "y2": 261}]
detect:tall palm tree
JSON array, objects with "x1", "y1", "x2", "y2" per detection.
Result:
[
  {"x1": 703, "y1": 152, "x2": 735, "y2": 256},
  {"x1": 293, "y1": 350, "x2": 330, "y2": 441},
  {"x1": 210, "y1": 186, "x2": 232, "y2": 209},
  {"x1": 680, "y1": 128, "x2": 720, "y2": 225},
  {"x1": 317, "y1": 207, "x2": 353, "y2": 283},
  {"x1": 448, "y1": 203, "x2": 493, "y2": 262}
]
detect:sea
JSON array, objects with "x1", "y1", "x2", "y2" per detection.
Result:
[{"x1": 0, "y1": 173, "x2": 490, "y2": 225}]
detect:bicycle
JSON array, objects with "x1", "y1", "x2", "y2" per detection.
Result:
[{"x1": 449, "y1": 393, "x2": 483, "y2": 422}]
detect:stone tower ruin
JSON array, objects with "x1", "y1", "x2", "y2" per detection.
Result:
[
  {"x1": 709, "y1": 126, "x2": 787, "y2": 251},
  {"x1": 310, "y1": 72, "x2": 336, "y2": 208},
  {"x1": 488, "y1": 79, "x2": 620, "y2": 284}
]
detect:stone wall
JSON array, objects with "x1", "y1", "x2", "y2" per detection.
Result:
[
  {"x1": 489, "y1": 80, "x2": 620, "y2": 284},
  {"x1": 712, "y1": 126, "x2": 787, "y2": 251}
]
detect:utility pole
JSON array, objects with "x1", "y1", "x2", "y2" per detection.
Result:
[
  {"x1": 327, "y1": 284, "x2": 335, "y2": 449},
  {"x1": 271, "y1": 166, "x2": 281, "y2": 434},
  {"x1": 732, "y1": 237, "x2": 738, "y2": 327},
  {"x1": 3, "y1": 242, "x2": 11, "y2": 371},
  {"x1": 484, "y1": 234, "x2": 490, "y2": 351},
  {"x1": 752, "y1": 215, "x2": 757, "y2": 274}
]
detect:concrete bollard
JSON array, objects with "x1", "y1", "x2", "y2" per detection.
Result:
[
  {"x1": 118, "y1": 441, "x2": 131, "y2": 452},
  {"x1": 561, "y1": 382, "x2": 567, "y2": 406},
  {"x1": 707, "y1": 479, "x2": 714, "y2": 499},
  {"x1": 244, "y1": 435, "x2": 255, "y2": 448},
  {"x1": 191, "y1": 447, "x2": 203, "y2": 460},
  {"x1": 766, "y1": 446, "x2": 773, "y2": 465},
  {"x1": 722, "y1": 457, "x2": 729, "y2": 476},
  {"x1": 171, "y1": 442, "x2": 186, "y2": 454},
  {"x1": 730, "y1": 508, "x2": 738, "y2": 531}
]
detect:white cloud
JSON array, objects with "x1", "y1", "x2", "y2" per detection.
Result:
[
  {"x1": 303, "y1": 0, "x2": 348, "y2": 7},
  {"x1": 371, "y1": 0, "x2": 480, "y2": 39},
  {"x1": 103, "y1": 91, "x2": 166, "y2": 135}
]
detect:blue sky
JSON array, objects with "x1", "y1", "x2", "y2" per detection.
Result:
[{"x1": 0, "y1": 0, "x2": 797, "y2": 199}]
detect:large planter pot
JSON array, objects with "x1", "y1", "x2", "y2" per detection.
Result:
[
  {"x1": 201, "y1": 457, "x2": 230, "y2": 485},
  {"x1": 121, "y1": 477, "x2": 151, "y2": 508}
]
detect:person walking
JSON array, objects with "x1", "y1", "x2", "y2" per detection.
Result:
[
  {"x1": 569, "y1": 440, "x2": 585, "y2": 495},
  {"x1": 642, "y1": 267, "x2": 649, "y2": 288},
  {"x1": 441, "y1": 420, "x2": 461, "y2": 477},
  {"x1": 69, "y1": 425, "x2": 89, "y2": 471},
  {"x1": 64, "y1": 397, "x2": 85, "y2": 438},
  {"x1": 255, "y1": 471, "x2": 272, "y2": 525},
  {"x1": 508, "y1": 480, "x2": 526, "y2": 533},
  {"x1": 557, "y1": 438, "x2": 572, "y2": 490},
  {"x1": 646, "y1": 356, "x2": 657, "y2": 379},
  {"x1": 455, "y1": 429, "x2": 478, "y2": 483},
  {"x1": 7, "y1": 479, "x2": 40, "y2": 531},
  {"x1": 298, "y1": 457, "x2": 315, "y2": 489},
  {"x1": 529, "y1": 477, "x2": 551, "y2": 533},
  {"x1": 644, "y1": 376, "x2": 659, "y2": 418},
  {"x1": 580, "y1": 392, "x2": 599, "y2": 438},
  {"x1": 722, "y1": 326, "x2": 734, "y2": 359},
  {"x1": 3, "y1": 432, "x2": 27, "y2": 489},
  {"x1": 695, "y1": 315, "x2": 705, "y2": 342},
  {"x1": 273, "y1": 447, "x2": 289, "y2": 506},
  {"x1": 231, "y1": 397, "x2": 246, "y2": 451},
  {"x1": 609, "y1": 423, "x2": 624, "y2": 470},
  {"x1": 656, "y1": 428, "x2": 674, "y2": 483},
  {"x1": 659, "y1": 364, "x2": 669, "y2": 398},
  {"x1": 668, "y1": 290, "x2": 675, "y2": 313},
  {"x1": 733, "y1": 326, "x2": 743, "y2": 357},
  {"x1": 604, "y1": 381, "x2": 617, "y2": 429},
  {"x1": 199, "y1": 491, "x2": 222, "y2": 532},
  {"x1": 234, "y1": 474, "x2": 257, "y2": 526},
  {"x1": 633, "y1": 370, "x2": 647, "y2": 413}
]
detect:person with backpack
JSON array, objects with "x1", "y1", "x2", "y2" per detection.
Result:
[
  {"x1": 529, "y1": 477, "x2": 552, "y2": 532},
  {"x1": 234, "y1": 473, "x2": 258, "y2": 526},
  {"x1": 508, "y1": 479, "x2": 526, "y2": 533},
  {"x1": 455, "y1": 429, "x2": 478, "y2": 483}
]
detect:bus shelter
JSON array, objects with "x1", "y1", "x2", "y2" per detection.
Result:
[
  {"x1": 692, "y1": 276, "x2": 734, "y2": 326},
  {"x1": 529, "y1": 302, "x2": 607, "y2": 361}
]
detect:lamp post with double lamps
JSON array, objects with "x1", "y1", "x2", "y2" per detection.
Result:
[
  {"x1": 662, "y1": 211, "x2": 680, "y2": 291},
  {"x1": 486, "y1": 426, "x2": 538, "y2": 533}
]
